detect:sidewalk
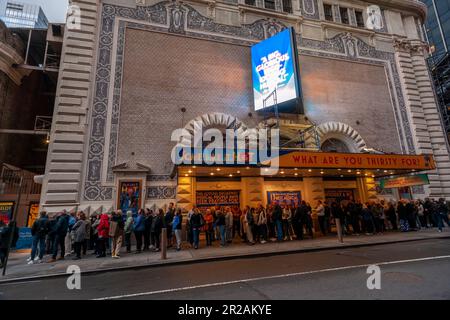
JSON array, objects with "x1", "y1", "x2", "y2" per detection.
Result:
[{"x1": 2, "y1": 229, "x2": 449, "y2": 283}]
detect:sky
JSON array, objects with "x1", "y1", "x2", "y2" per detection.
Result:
[{"x1": 20, "y1": 0, "x2": 69, "y2": 23}]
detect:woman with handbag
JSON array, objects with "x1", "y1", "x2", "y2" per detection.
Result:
[{"x1": 110, "y1": 210, "x2": 124, "y2": 258}]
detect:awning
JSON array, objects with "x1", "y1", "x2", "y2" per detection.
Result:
[{"x1": 177, "y1": 151, "x2": 435, "y2": 179}]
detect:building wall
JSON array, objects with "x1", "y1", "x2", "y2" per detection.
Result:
[
  {"x1": 0, "y1": 70, "x2": 54, "y2": 173},
  {"x1": 39, "y1": 0, "x2": 450, "y2": 213}
]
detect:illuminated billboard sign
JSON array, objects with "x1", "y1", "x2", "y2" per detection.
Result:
[{"x1": 251, "y1": 27, "x2": 301, "y2": 112}]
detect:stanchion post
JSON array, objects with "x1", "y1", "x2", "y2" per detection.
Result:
[
  {"x1": 161, "y1": 228, "x2": 167, "y2": 260},
  {"x1": 335, "y1": 218, "x2": 344, "y2": 243}
]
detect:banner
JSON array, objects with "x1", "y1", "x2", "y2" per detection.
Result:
[
  {"x1": 275, "y1": 151, "x2": 435, "y2": 170},
  {"x1": 15, "y1": 227, "x2": 32, "y2": 250},
  {"x1": 196, "y1": 191, "x2": 240, "y2": 207},
  {"x1": 267, "y1": 191, "x2": 301, "y2": 206},
  {"x1": 0, "y1": 201, "x2": 14, "y2": 225},
  {"x1": 379, "y1": 174, "x2": 430, "y2": 189}
]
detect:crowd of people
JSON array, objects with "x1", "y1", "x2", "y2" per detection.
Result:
[{"x1": 11, "y1": 197, "x2": 450, "y2": 265}]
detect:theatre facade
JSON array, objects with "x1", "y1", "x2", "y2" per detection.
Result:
[{"x1": 39, "y1": 0, "x2": 450, "y2": 213}]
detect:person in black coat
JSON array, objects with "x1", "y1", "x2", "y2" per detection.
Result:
[
  {"x1": 143, "y1": 209, "x2": 152, "y2": 251},
  {"x1": 164, "y1": 203, "x2": 175, "y2": 247},
  {"x1": 151, "y1": 209, "x2": 164, "y2": 251},
  {"x1": 272, "y1": 202, "x2": 283, "y2": 241},
  {"x1": 29, "y1": 212, "x2": 49, "y2": 263},
  {"x1": 386, "y1": 202, "x2": 398, "y2": 230},
  {"x1": 50, "y1": 211, "x2": 69, "y2": 262}
]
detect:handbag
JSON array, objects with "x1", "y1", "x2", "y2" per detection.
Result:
[{"x1": 109, "y1": 220, "x2": 119, "y2": 237}]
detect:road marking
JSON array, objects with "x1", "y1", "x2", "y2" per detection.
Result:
[
  {"x1": 0, "y1": 280, "x2": 42, "y2": 286},
  {"x1": 93, "y1": 255, "x2": 450, "y2": 300}
]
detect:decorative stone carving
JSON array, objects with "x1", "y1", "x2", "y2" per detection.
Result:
[
  {"x1": 309, "y1": 122, "x2": 368, "y2": 153},
  {"x1": 147, "y1": 186, "x2": 177, "y2": 199},
  {"x1": 168, "y1": 1, "x2": 186, "y2": 34},
  {"x1": 342, "y1": 32, "x2": 357, "y2": 58},
  {"x1": 301, "y1": 0, "x2": 319, "y2": 20}
]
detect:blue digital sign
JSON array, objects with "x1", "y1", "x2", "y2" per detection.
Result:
[{"x1": 251, "y1": 27, "x2": 301, "y2": 112}]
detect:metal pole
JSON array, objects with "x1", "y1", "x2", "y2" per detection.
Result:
[
  {"x1": 24, "y1": 29, "x2": 32, "y2": 65},
  {"x1": 2, "y1": 176, "x2": 23, "y2": 276},
  {"x1": 43, "y1": 41, "x2": 49, "y2": 69},
  {"x1": 335, "y1": 218, "x2": 344, "y2": 244},
  {"x1": 161, "y1": 228, "x2": 167, "y2": 260}
]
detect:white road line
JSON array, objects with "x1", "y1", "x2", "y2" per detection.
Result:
[
  {"x1": 0, "y1": 280, "x2": 42, "y2": 286},
  {"x1": 93, "y1": 255, "x2": 450, "y2": 300}
]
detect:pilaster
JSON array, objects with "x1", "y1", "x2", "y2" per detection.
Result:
[{"x1": 40, "y1": 0, "x2": 100, "y2": 213}]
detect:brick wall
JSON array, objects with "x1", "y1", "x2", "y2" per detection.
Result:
[{"x1": 118, "y1": 28, "x2": 403, "y2": 176}]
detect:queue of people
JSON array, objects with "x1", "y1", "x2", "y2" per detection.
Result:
[{"x1": 20, "y1": 198, "x2": 450, "y2": 265}]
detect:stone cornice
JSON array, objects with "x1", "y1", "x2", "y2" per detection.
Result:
[{"x1": 393, "y1": 37, "x2": 429, "y2": 55}]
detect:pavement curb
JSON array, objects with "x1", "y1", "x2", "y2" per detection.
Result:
[{"x1": 1, "y1": 235, "x2": 449, "y2": 284}]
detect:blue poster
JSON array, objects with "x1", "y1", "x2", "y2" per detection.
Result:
[
  {"x1": 251, "y1": 27, "x2": 300, "y2": 111},
  {"x1": 14, "y1": 227, "x2": 32, "y2": 250}
]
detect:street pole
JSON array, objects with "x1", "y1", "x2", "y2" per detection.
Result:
[
  {"x1": 335, "y1": 218, "x2": 344, "y2": 244},
  {"x1": 2, "y1": 176, "x2": 23, "y2": 276},
  {"x1": 161, "y1": 228, "x2": 167, "y2": 260}
]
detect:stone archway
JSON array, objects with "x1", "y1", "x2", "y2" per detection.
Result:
[
  {"x1": 307, "y1": 121, "x2": 368, "y2": 153},
  {"x1": 180, "y1": 112, "x2": 249, "y2": 147}
]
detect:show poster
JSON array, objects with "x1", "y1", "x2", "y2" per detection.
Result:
[
  {"x1": 325, "y1": 189, "x2": 355, "y2": 204},
  {"x1": 118, "y1": 181, "x2": 141, "y2": 215},
  {"x1": 0, "y1": 201, "x2": 14, "y2": 224},
  {"x1": 267, "y1": 191, "x2": 301, "y2": 206},
  {"x1": 196, "y1": 191, "x2": 240, "y2": 207},
  {"x1": 251, "y1": 27, "x2": 300, "y2": 111},
  {"x1": 27, "y1": 203, "x2": 40, "y2": 228}
]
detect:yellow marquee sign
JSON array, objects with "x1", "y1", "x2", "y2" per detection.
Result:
[{"x1": 276, "y1": 152, "x2": 435, "y2": 170}]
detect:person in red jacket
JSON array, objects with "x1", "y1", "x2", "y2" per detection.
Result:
[{"x1": 96, "y1": 213, "x2": 110, "y2": 258}]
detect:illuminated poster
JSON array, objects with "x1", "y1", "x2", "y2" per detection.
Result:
[
  {"x1": 267, "y1": 191, "x2": 301, "y2": 206},
  {"x1": 325, "y1": 189, "x2": 355, "y2": 204},
  {"x1": 118, "y1": 181, "x2": 141, "y2": 215},
  {"x1": 0, "y1": 201, "x2": 14, "y2": 225},
  {"x1": 196, "y1": 191, "x2": 240, "y2": 207},
  {"x1": 251, "y1": 27, "x2": 300, "y2": 111},
  {"x1": 27, "y1": 203, "x2": 40, "y2": 228}
]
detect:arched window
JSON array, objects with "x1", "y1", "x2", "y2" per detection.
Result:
[{"x1": 321, "y1": 138, "x2": 351, "y2": 153}]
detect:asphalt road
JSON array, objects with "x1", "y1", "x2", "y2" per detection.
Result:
[{"x1": 1, "y1": 239, "x2": 449, "y2": 300}]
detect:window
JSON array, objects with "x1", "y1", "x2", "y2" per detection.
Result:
[
  {"x1": 324, "y1": 4, "x2": 333, "y2": 22},
  {"x1": 355, "y1": 10, "x2": 365, "y2": 27},
  {"x1": 282, "y1": 0, "x2": 292, "y2": 14},
  {"x1": 264, "y1": 0, "x2": 276, "y2": 10},
  {"x1": 245, "y1": 0, "x2": 256, "y2": 6},
  {"x1": 340, "y1": 7, "x2": 349, "y2": 24}
]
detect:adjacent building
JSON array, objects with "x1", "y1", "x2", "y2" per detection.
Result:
[
  {"x1": 39, "y1": 0, "x2": 450, "y2": 216},
  {"x1": 422, "y1": 0, "x2": 450, "y2": 143},
  {"x1": 0, "y1": 0, "x2": 48, "y2": 29}
]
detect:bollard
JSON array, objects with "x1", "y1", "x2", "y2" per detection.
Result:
[
  {"x1": 161, "y1": 228, "x2": 167, "y2": 260},
  {"x1": 335, "y1": 218, "x2": 344, "y2": 243}
]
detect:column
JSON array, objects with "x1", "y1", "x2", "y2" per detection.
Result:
[
  {"x1": 410, "y1": 43, "x2": 450, "y2": 198},
  {"x1": 394, "y1": 38, "x2": 450, "y2": 200}
]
